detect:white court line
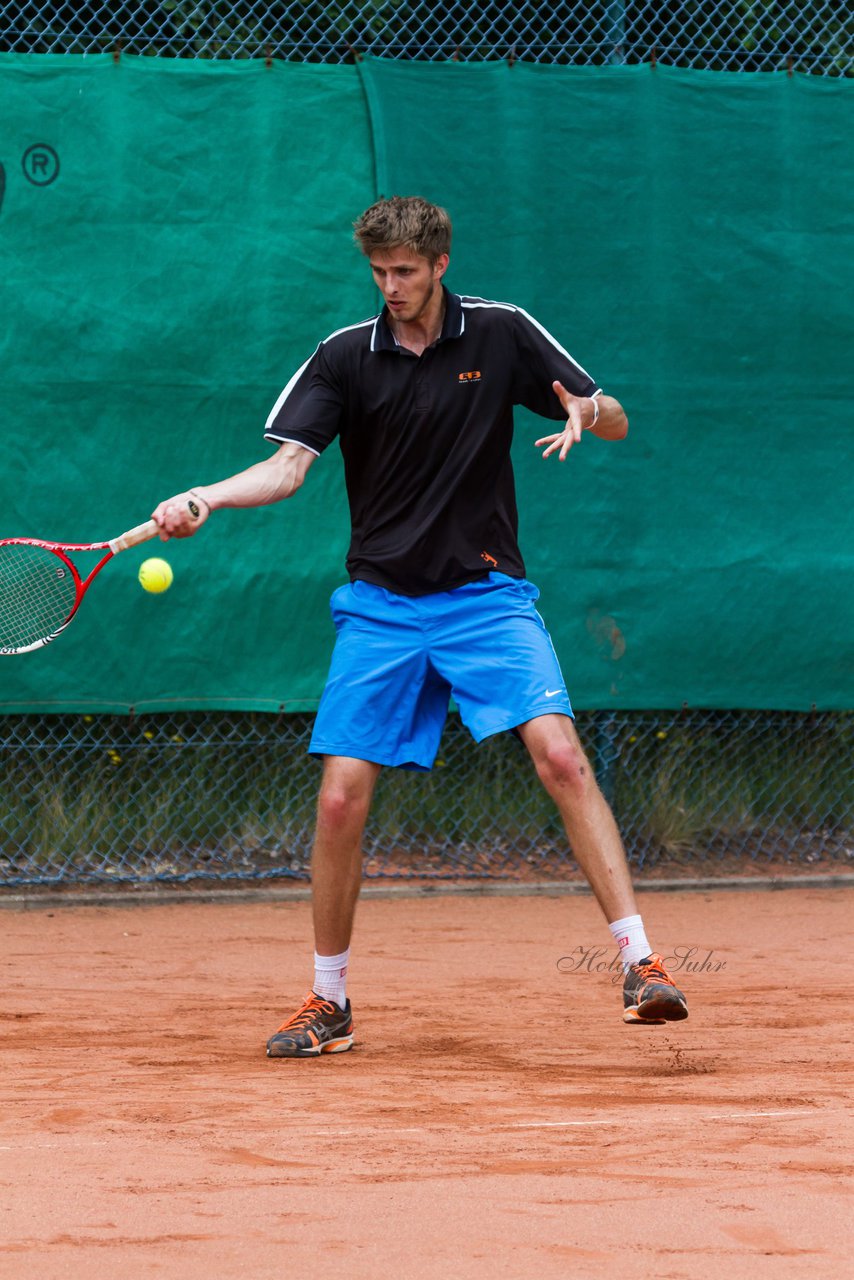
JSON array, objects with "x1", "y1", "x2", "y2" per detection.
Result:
[
  {"x1": 298, "y1": 1107, "x2": 841, "y2": 1140},
  {"x1": 706, "y1": 1110, "x2": 809, "y2": 1120},
  {"x1": 0, "y1": 1108, "x2": 846, "y2": 1152},
  {"x1": 509, "y1": 1109, "x2": 812, "y2": 1130},
  {"x1": 506, "y1": 1119, "x2": 615, "y2": 1129}
]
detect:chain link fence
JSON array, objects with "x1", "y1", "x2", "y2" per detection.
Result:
[
  {"x1": 1, "y1": 710, "x2": 851, "y2": 888},
  {"x1": 0, "y1": 2, "x2": 851, "y2": 72},
  {"x1": 2, "y1": 3, "x2": 851, "y2": 887}
]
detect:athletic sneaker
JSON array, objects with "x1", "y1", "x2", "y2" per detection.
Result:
[
  {"x1": 266, "y1": 991, "x2": 354, "y2": 1058},
  {"x1": 622, "y1": 953, "x2": 688, "y2": 1024}
]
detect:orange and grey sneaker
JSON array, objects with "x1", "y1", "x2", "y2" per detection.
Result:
[
  {"x1": 622, "y1": 953, "x2": 688, "y2": 1025},
  {"x1": 266, "y1": 992, "x2": 354, "y2": 1058}
]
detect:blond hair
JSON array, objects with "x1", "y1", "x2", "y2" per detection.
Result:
[{"x1": 353, "y1": 196, "x2": 452, "y2": 264}]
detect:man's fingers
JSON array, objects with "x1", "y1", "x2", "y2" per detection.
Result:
[
  {"x1": 150, "y1": 505, "x2": 169, "y2": 536},
  {"x1": 151, "y1": 493, "x2": 205, "y2": 538},
  {"x1": 538, "y1": 380, "x2": 586, "y2": 458},
  {"x1": 535, "y1": 431, "x2": 577, "y2": 460},
  {"x1": 535, "y1": 434, "x2": 561, "y2": 456},
  {"x1": 539, "y1": 383, "x2": 591, "y2": 460}
]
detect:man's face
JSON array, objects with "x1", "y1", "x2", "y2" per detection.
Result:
[{"x1": 368, "y1": 245, "x2": 449, "y2": 326}]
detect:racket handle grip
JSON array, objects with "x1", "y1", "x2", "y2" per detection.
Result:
[{"x1": 109, "y1": 519, "x2": 160, "y2": 553}]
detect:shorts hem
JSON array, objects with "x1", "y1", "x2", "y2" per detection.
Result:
[
  {"x1": 471, "y1": 702, "x2": 574, "y2": 743},
  {"x1": 308, "y1": 742, "x2": 436, "y2": 772}
]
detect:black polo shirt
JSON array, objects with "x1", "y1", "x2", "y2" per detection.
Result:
[{"x1": 264, "y1": 288, "x2": 600, "y2": 595}]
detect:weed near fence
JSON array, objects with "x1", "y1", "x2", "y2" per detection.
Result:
[{"x1": 1, "y1": 710, "x2": 851, "y2": 888}]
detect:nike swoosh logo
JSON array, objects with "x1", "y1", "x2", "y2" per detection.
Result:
[{"x1": 545, "y1": 689, "x2": 562, "y2": 697}]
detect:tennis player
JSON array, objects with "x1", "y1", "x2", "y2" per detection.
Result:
[{"x1": 153, "y1": 196, "x2": 688, "y2": 1055}]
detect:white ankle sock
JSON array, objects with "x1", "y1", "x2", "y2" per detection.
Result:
[
  {"x1": 313, "y1": 949, "x2": 350, "y2": 1008},
  {"x1": 609, "y1": 915, "x2": 652, "y2": 972}
]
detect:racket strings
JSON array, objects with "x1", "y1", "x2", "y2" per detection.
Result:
[{"x1": 0, "y1": 545, "x2": 78, "y2": 652}]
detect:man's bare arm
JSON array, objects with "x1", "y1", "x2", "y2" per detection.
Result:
[
  {"x1": 535, "y1": 381, "x2": 629, "y2": 461},
  {"x1": 151, "y1": 441, "x2": 317, "y2": 539}
]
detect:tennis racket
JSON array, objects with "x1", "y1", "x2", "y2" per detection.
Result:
[{"x1": 0, "y1": 501, "x2": 199, "y2": 655}]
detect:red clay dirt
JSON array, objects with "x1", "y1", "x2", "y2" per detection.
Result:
[{"x1": 1, "y1": 886, "x2": 852, "y2": 1279}]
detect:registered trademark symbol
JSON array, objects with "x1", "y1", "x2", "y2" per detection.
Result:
[{"x1": 22, "y1": 143, "x2": 60, "y2": 186}]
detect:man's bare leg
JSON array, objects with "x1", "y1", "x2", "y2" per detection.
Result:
[
  {"x1": 517, "y1": 713, "x2": 687, "y2": 1022},
  {"x1": 517, "y1": 713, "x2": 637, "y2": 922},
  {"x1": 266, "y1": 754, "x2": 379, "y2": 1057},
  {"x1": 311, "y1": 754, "x2": 381, "y2": 954}
]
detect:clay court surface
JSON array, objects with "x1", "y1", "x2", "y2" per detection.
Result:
[{"x1": 1, "y1": 885, "x2": 852, "y2": 1279}]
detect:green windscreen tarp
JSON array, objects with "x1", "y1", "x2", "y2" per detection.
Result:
[
  {"x1": 360, "y1": 60, "x2": 854, "y2": 713},
  {"x1": 1, "y1": 55, "x2": 372, "y2": 712},
  {"x1": 1, "y1": 56, "x2": 852, "y2": 712}
]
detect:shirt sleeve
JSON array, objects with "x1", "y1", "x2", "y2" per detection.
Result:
[
  {"x1": 511, "y1": 307, "x2": 601, "y2": 421},
  {"x1": 262, "y1": 342, "x2": 343, "y2": 456}
]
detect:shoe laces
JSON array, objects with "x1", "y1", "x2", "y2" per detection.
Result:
[
  {"x1": 276, "y1": 992, "x2": 336, "y2": 1033},
  {"x1": 633, "y1": 954, "x2": 675, "y2": 986}
]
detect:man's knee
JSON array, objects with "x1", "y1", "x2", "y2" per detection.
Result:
[
  {"x1": 531, "y1": 736, "x2": 596, "y2": 801},
  {"x1": 316, "y1": 760, "x2": 378, "y2": 832}
]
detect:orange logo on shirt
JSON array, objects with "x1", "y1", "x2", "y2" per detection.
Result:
[
  {"x1": 480, "y1": 551, "x2": 498, "y2": 567},
  {"x1": 458, "y1": 370, "x2": 482, "y2": 384}
]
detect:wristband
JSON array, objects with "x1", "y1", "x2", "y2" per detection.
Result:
[
  {"x1": 188, "y1": 489, "x2": 211, "y2": 517},
  {"x1": 586, "y1": 397, "x2": 600, "y2": 430}
]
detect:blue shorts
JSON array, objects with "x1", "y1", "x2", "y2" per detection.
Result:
[{"x1": 309, "y1": 573, "x2": 574, "y2": 771}]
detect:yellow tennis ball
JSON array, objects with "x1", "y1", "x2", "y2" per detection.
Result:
[{"x1": 138, "y1": 557, "x2": 173, "y2": 594}]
